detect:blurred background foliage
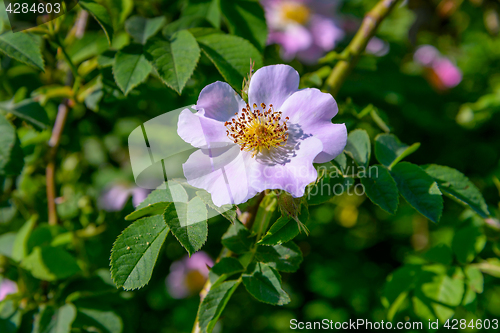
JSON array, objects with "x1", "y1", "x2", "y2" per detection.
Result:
[{"x1": 1, "y1": 0, "x2": 500, "y2": 332}]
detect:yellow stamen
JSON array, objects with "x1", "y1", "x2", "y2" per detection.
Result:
[
  {"x1": 225, "y1": 103, "x2": 289, "y2": 157},
  {"x1": 281, "y1": 2, "x2": 311, "y2": 25}
]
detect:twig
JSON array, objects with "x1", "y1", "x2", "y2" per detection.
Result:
[
  {"x1": 323, "y1": 0, "x2": 401, "y2": 97},
  {"x1": 46, "y1": 102, "x2": 69, "y2": 226}
]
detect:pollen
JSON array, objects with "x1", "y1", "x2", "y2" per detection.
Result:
[
  {"x1": 224, "y1": 103, "x2": 289, "y2": 157},
  {"x1": 281, "y1": 3, "x2": 311, "y2": 25}
]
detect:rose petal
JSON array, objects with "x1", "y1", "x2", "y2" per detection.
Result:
[
  {"x1": 177, "y1": 109, "x2": 232, "y2": 149},
  {"x1": 248, "y1": 64, "x2": 300, "y2": 111},
  {"x1": 249, "y1": 136, "x2": 323, "y2": 197},
  {"x1": 182, "y1": 145, "x2": 259, "y2": 206},
  {"x1": 195, "y1": 81, "x2": 246, "y2": 122},
  {"x1": 280, "y1": 88, "x2": 346, "y2": 163},
  {"x1": 310, "y1": 15, "x2": 344, "y2": 51}
]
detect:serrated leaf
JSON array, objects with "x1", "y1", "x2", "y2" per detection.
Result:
[
  {"x1": 208, "y1": 257, "x2": 244, "y2": 285},
  {"x1": 422, "y1": 164, "x2": 490, "y2": 218},
  {"x1": 255, "y1": 242, "x2": 303, "y2": 273},
  {"x1": 375, "y1": 134, "x2": 420, "y2": 169},
  {"x1": 198, "y1": 280, "x2": 239, "y2": 333},
  {"x1": 391, "y1": 162, "x2": 443, "y2": 223},
  {"x1": 360, "y1": 165, "x2": 399, "y2": 214},
  {"x1": 221, "y1": 220, "x2": 252, "y2": 254},
  {"x1": 242, "y1": 262, "x2": 290, "y2": 305},
  {"x1": 34, "y1": 304, "x2": 76, "y2": 333},
  {"x1": 110, "y1": 215, "x2": 170, "y2": 290},
  {"x1": 0, "y1": 98, "x2": 49, "y2": 130},
  {"x1": 0, "y1": 31, "x2": 44, "y2": 71},
  {"x1": 144, "y1": 31, "x2": 200, "y2": 94},
  {"x1": 197, "y1": 190, "x2": 237, "y2": 224},
  {"x1": 113, "y1": 44, "x2": 152, "y2": 95},
  {"x1": 0, "y1": 114, "x2": 24, "y2": 176},
  {"x1": 183, "y1": 0, "x2": 221, "y2": 29},
  {"x1": 80, "y1": 0, "x2": 114, "y2": 44},
  {"x1": 259, "y1": 205, "x2": 308, "y2": 246},
  {"x1": 452, "y1": 225, "x2": 486, "y2": 264},
  {"x1": 125, "y1": 16, "x2": 166, "y2": 44},
  {"x1": 195, "y1": 32, "x2": 263, "y2": 90},
  {"x1": 344, "y1": 129, "x2": 371, "y2": 167},
  {"x1": 21, "y1": 246, "x2": 81, "y2": 281},
  {"x1": 125, "y1": 182, "x2": 188, "y2": 221},
  {"x1": 220, "y1": 0, "x2": 267, "y2": 51},
  {"x1": 163, "y1": 197, "x2": 208, "y2": 256}
]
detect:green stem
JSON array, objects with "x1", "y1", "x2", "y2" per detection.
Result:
[{"x1": 323, "y1": 0, "x2": 401, "y2": 97}]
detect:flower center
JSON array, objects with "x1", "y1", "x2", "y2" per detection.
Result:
[
  {"x1": 281, "y1": 2, "x2": 311, "y2": 25},
  {"x1": 225, "y1": 103, "x2": 289, "y2": 157}
]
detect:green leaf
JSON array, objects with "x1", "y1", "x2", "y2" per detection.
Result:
[
  {"x1": 21, "y1": 246, "x2": 81, "y2": 281},
  {"x1": 0, "y1": 31, "x2": 44, "y2": 71},
  {"x1": 259, "y1": 205, "x2": 308, "y2": 246},
  {"x1": 473, "y1": 258, "x2": 500, "y2": 278},
  {"x1": 125, "y1": 16, "x2": 166, "y2": 44},
  {"x1": 195, "y1": 31, "x2": 263, "y2": 91},
  {"x1": 144, "y1": 31, "x2": 200, "y2": 94},
  {"x1": 452, "y1": 225, "x2": 486, "y2": 264},
  {"x1": 391, "y1": 162, "x2": 443, "y2": 223},
  {"x1": 196, "y1": 190, "x2": 237, "y2": 224},
  {"x1": 183, "y1": 0, "x2": 221, "y2": 29},
  {"x1": 251, "y1": 192, "x2": 278, "y2": 237},
  {"x1": 0, "y1": 300, "x2": 22, "y2": 333},
  {"x1": 422, "y1": 244, "x2": 453, "y2": 265},
  {"x1": 360, "y1": 165, "x2": 399, "y2": 214},
  {"x1": 12, "y1": 215, "x2": 37, "y2": 262},
  {"x1": 242, "y1": 262, "x2": 290, "y2": 305},
  {"x1": 220, "y1": 0, "x2": 268, "y2": 51},
  {"x1": 382, "y1": 265, "x2": 421, "y2": 321},
  {"x1": 163, "y1": 197, "x2": 208, "y2": 256},
  {"x1": 344, "y1": 129, "x2": 371, "y2": 167},
  {"x1": 375, "y1": 134, "x2": 420, "y2": 169},
  {"x1": 110, "y1": 215, "x2": 170, "y2": 290},
  {"x1": 74, "y1": 305, "x2": 123, "y2": 333},
  {"x1": 163, "y1": 16, "x2": 213, "y2": 37},
  {"x1": 255, "y1": 242, "x2": 303, "y2": 273},
  {"x1": 34, "y1": 304, "x2": 77, "y2": 333},
  {"x1": 102, "y1": 0, "x2": 133, "y2": 29},
  {"x1": 414, "y1": 267, "x2": 464, "y2": 322},
  {"x1": 0, "y1": 98, "x2": 49, "y2": 130},
  {"x1": 464, "y1": 266, "x2": 483, "y2": 293},
  {"x1": 221, "y1": 220, "x2": 252, "y2": 254},
  {"x1": 0, "y1": 232, "x2": 16, "y2": 258},
  {"x1": 0, "y1": 114, "x2": 24, "y2": 176},
  {"x1": 422, "y1": 164, "x2": 490, "y2": 218},
  {"x1": 80, "y1": 0, "x2": 114, "y2": 44},
  {"x1": 198, "y1": 280, "x2": 240, "y2": 333},
  {"x1": 113, "y1": 44, "x2": 152, "y2": 95},
  {"x1": 208, "y1": 257, "x2": 244, "y2": 285},
  {"x1": 125, "y1": 182, "x2": 188, "y2": 221}
]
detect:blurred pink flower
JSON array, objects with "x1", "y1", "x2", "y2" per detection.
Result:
[
  {"x1": 0, "y1": 279, "x2": 18, "y2": 301},
  {"x1": 166, "y1": 252, "x2": 213, "y2": 299},
  {"x1": 262, "y1": 0, "x2": 344, "y2": 63},
  {"x1": 413, "y1": 45, "x2": 462, "y2": 90},
  {"x1": 99, "y1": 183, "x2": 149, "y2": 212},
  {"x1": 366, "y1": 37, "x2": 390, "y2": 57}
]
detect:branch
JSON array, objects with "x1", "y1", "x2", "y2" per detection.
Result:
[{"x1": 323, "y1": 0, "x2": 401, "y2": 97}]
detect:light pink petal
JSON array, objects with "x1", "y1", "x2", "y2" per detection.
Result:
[
  {"x1": 249, "y1": 136, "x2": 323, "y2": 197},
  {"x1": 177, "y1": 109, "x2": 232, "y2": 149},
  {"x1": 269, "y1": 25, "x2": 313, "y2": 59},
  {"x1": 194, "y1": 81, "x2": 246, "y2": 122},
  {"x1": 182, "y1": 145, "x2": 259, "y2": 207},
  {"x1": 432, "y1": 58, "x2": 462, "y2": 88},
  {"x1": 280, "y1": 88, "x2": 347, "y2": 163},
  {"x1": 248, "y1": 64, "x2": 300, "y2": 111},
  {"x1": 310, "y1": 15, "x2": 344, "y2": 51}
]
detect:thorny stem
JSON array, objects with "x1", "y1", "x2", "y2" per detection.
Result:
[
  {"x1": 323, "y1": 0, "x2": 401, "y2": 97},
  {"x1": 191, "y1": 194, "x2": 266, "y2": 333}
]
